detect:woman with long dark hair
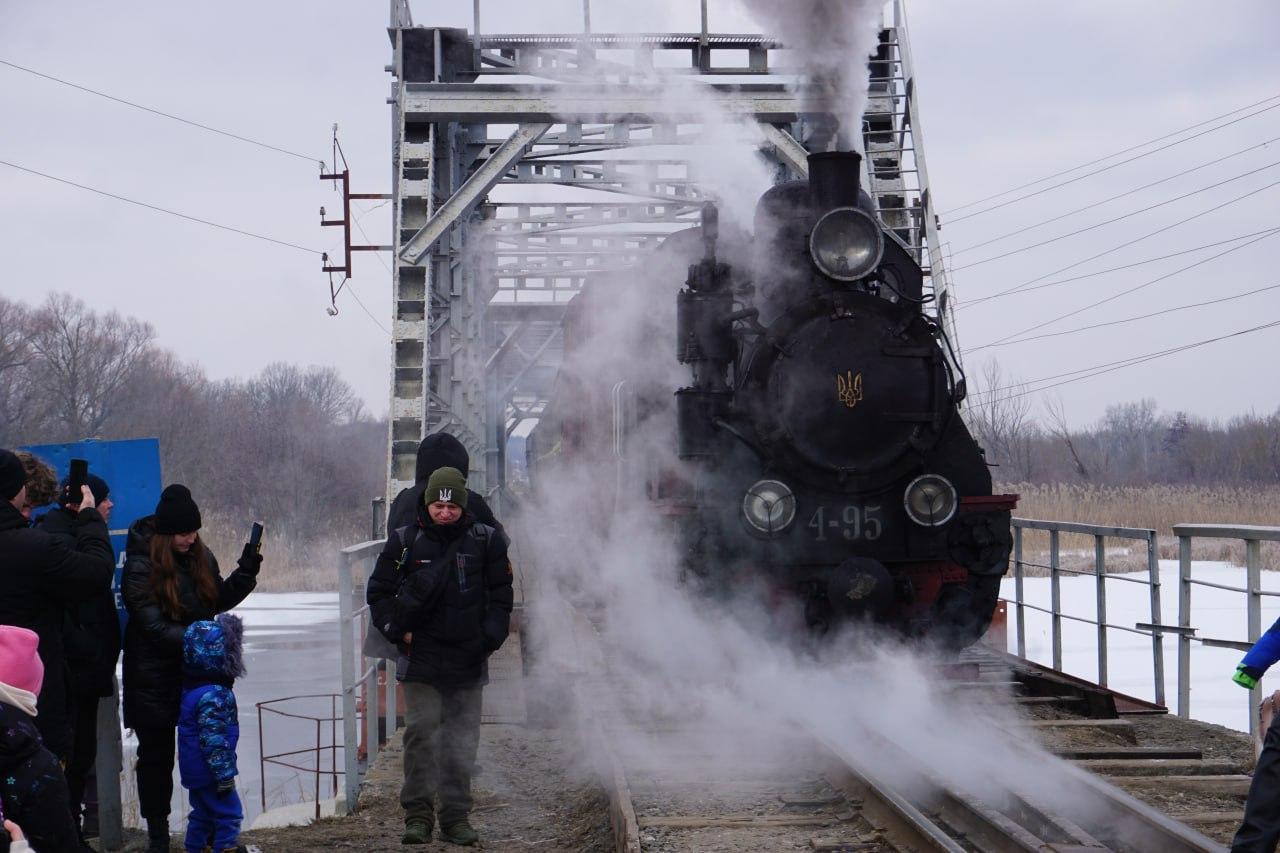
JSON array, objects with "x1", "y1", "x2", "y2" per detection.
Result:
[{"x1": 121, "y1": 485, "x2": 260, "y2": 853}]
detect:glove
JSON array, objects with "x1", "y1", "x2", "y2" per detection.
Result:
[
  {"x1": 1234, "y1": 665, "x2": 1262, "y2": 690},
  {"x1": 237, "y1": 543, "x2": 263, "y2": 577},
  {"x1": 217, "y1": 777, "x2": 236, "y2": 797}
]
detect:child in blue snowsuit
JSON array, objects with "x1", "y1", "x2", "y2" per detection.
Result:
[
  {"x1": 1232, "y1": 616, "x2": 1280, "y2": 852},
  {"x1": 177, "y1": 614, "x2": 245, "y2": 853}
]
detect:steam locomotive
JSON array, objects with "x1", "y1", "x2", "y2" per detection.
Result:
[{"x1": 527, "y1": 151, "x2": 1014, "y2": 648}]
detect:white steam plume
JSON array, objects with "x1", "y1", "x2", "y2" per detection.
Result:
[{"x1": 735, "y1": 0, "x2": 887, "y2": 150}]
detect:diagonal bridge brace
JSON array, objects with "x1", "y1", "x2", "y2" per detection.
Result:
[{"x1": 399, "y1": 122, "x2": 552, "y2": 265}]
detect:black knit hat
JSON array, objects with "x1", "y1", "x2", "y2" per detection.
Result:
[
  {"x1": 0, "y1": 449, "x2": 25, "y2": 501},
  {"x1": 155, "y1": 484, "x2": 202, "y2": 534},
  {"x1": 423, "y1": 466, "x2": 468, "y2": 509}
]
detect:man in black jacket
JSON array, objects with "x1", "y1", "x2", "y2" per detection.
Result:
[
  {"x1": 0, "y1": 449, "x2": 115, "y2": 763},
  {"x1": 36, "y1": 474, "x2": 120, "y2": 844},
  {"x1": 367, "y1": 467, "x2": 512, "y2": 847},
  {"x1": 385, "y1": 433, "x2": 504, "y2": 538}
]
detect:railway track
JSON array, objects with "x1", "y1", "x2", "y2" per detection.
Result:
[
  {"x1": 584, "y1": 704, "x2": 1224, "y2": 852},
  {"x1": 552, "y1": 606, "x2": 1227, "y2": 852}
]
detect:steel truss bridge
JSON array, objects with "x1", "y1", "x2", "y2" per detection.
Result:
[{"x1": 382, "y1": 0, "x2": 957, "y2": 508}]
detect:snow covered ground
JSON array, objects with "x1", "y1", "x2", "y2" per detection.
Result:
[{"x1": 1001, "y1": 561, "x2": 1280, "y2": 733}]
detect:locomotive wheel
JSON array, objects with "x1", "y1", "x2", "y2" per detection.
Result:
[{"x1": 931, "y1": 571, "x2": 1002, "y2": 652}]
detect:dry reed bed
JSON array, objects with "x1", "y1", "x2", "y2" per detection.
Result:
[
  {"x1": 1003, "y1": 483, "x2": 1280, "y2": 574},
  {"x1": 199, "y1": 514, "x2": 358, "y2": 592}
]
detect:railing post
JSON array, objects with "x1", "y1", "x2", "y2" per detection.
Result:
[
  {"x1": 1178, "y1": 533, "x2": 1193, "y2": 718},
  {"x1": 385, "y1": 658, "x2": 397, "y2": 743},
  {"x1": 1147, "y1": 531, "x2": 1166, "y2": 707},
  {"x1": 338, "y1": 548, "x2": 359, "y2": 812},
  {"x1": 1247, "y1": 538, "x2": 1263, "y2": 744},
  {"x1": 363, "y1": 605, "x2": 379, "y2": 778},
  {"x1": 1014, "y1": 525, "x2": 1026, "y2": 658},
  {"x1": 1050, "y1": 529, "x2": 1062, "y2": 671},
  {"x1": 1095, "y1": 534, "x2": 1108, "y2": 687}
]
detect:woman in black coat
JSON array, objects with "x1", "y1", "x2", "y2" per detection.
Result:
[{"x1": 120, "y1": 485, "x2": 259, "y2": 853}]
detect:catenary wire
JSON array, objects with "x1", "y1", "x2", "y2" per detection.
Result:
[
  {"x1": 940, "y1": 92, "x2": 1280, "y2": 217},
  {"x1": 1, "y1": 158, "x2": 323, "y2": 255},
  {"x1": 967, "y1": 318, "x2": 1280, "y2": 407},
  {"x1": 0, "y1": 59, "x2": 322, "y2": 165},
  {"x1": 961, "y1": 179, "x2": 1280, "y2": 304},
  {"x1": 978, "y1": 227, "x2": 1280, "y2": 348},
  {"x1": 951, "y1": 136, "x2": 1280, "y2": 256},
  {"x1": 950, "y1": 159, "x2": 1280, "y2": 272},
  {"x1": 349, "y1": 203, "x2": 394, "y2": 335},
  {"x1": 969, "y1": 283, "x2": 1280, "y2": 351},
  {"x1": 959, "y1": 226, "x2": 1280, "y2": 309},
  {"x1": 944, "y1": 101, "x2": 1280, "y2": 225}
]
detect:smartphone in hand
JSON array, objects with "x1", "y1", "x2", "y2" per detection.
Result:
[
  {"x1": 249, "y1": 521, "x2": 264, "y2": 553},
  {"x1": 65, "y1": 458, "x2": 89, "y2": 505}
]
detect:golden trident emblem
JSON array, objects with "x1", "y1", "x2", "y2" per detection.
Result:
[{"x1": 837, "y1": 371, "x2": 864, "y2": 408}]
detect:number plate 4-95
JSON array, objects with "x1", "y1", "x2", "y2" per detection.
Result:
[{"x1": 807, "y1": 505, "x2": 883, "y2": 541}]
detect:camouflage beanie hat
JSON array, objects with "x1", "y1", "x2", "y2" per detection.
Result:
[{"x1": 423, "y1": 466, "x2": 468, "y2": 509}]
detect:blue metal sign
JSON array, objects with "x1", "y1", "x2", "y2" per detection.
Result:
[{"x1": 19, "y1": 438, "x2": 163, "y2": 625}]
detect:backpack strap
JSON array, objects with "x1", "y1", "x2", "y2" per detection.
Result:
[{"x1": 394, "y1": 525, "x2": 421, "y2": 574}]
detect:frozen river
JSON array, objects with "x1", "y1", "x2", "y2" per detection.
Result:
[
  {"x1": 121, "y1": 592, "x2": 342, "y2": 828},
  {"x1": 1002, "y1": 560, "x2": 1278, "y2": 733}
]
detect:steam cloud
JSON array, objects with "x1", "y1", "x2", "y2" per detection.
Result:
[
  {"x1": 504, "y1": 2, "x2": 1139, "y2": 841},
  {"x1": 736, "y1": 0, "x2": 887, "y2": 150}
]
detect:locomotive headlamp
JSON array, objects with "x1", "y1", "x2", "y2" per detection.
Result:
[
  {"x1": 742, "y1": 479, "x2": 797, "y2": 535},
  {"x1": 904, "y1": 474, "x2": 958, "y2": 527},
  {"x1": 810, "y1": 207, "x2": 884, "y2": 281}
]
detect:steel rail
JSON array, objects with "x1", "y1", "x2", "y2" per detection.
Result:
[{"x1": 816, "y1": 722, "x2": 1224, "y2": 852}]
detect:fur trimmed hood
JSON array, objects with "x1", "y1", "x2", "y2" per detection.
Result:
[{"x1": 182, "y1": 613, "x2": 246, "y2": 681}]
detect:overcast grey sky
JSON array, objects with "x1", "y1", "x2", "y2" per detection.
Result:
[{"x1": 2, "y1": 1, "x2": 1277, "y2": 426}]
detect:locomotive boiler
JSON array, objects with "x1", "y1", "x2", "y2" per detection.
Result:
[{"x1": 528, "y1": 150, "x2": 1015, "y2": 648}]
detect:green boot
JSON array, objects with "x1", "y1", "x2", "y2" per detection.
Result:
[
  {"x1": 441, "y1": 819, "x2": 479, "y2": 846},
  {"x1": 401, "y1": 818, "x2": 432, "y2": 845}
]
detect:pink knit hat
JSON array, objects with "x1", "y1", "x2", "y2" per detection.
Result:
[{"x1": 0, "y1": 625, "x2": 43, "y2": 696}]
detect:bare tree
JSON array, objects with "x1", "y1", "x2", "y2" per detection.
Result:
[
  {"x1": 304, "y1": 365, "x2": 364, "y2": 424},
  {"x1": 27, "y1": 293, "x2": 155, "y2": 440},
  {"x1": 0, "y1": 297, "x2": 37, "y2": 443},
  {"x1": 1044, "y1": 396, "x2": 1091, "y2": 482},
  {"x1": 968, "y1": 360, "x2": 1039, "y2": 481}
]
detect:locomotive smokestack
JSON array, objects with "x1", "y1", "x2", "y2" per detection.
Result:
[{"x1": 808, "y1": 151, "x2": 863, "y2": 214}]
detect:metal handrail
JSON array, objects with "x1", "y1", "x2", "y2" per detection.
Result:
[
  {"x1": 256, "y1": 694, "x2": 342, "y2": 821},
  {"x1": 1174, "y1": 523, "x2": 1280, "y2": 743},
  {"x1": 1011, "y1": 517, "x2": 1165, "y2": 705},
  {"x1": 338, "y1": 539, "x2": 390, "y2": 810}
]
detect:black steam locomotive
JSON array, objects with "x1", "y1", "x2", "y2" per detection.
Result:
[{"x1": 528, "y1": 151, "x2": 1014, "y2": 647}]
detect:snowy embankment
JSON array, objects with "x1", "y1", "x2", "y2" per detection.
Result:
[{"x1": 1002, "y1": 561, "x2": 1278, "y2": 733}]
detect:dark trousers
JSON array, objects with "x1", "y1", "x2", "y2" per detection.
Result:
[
  {"x1": 66, "y1": 692, "x2": 99, "y2": 826},
  {"x1": 1235, "y1": 711, "x2": 1280, "y2": 852},
  {"x1": 183, "y1": 785, "x2": 242, "y2": 853},
  {"x1": 135, "y1": 725, "x2": 177, "y2": 821},
  {"x1": 400, "y1": 682, "x2": 483, "y2": 827}
]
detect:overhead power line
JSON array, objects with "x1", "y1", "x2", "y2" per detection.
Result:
[
  {"x1": 951, "y1": 136, "x2": 1280, "y2": 256},
  {"x1": 970, "y1": 282, "x2": 1280, "y2": 351},
  {"x1": 941, "y1": 92, "x2": 1280, "y2": 216},
  {"x1": 967, "y1": 318, "x2": 1280, "y2": 408},
  {"x1": 0, "y1": 58, "x2": 322, "y2": 165},
  {"x1": 944, "y1": 100, "x2": 1280, "y2": 225},
  {"x1": 1, "y1": 158, "x2": 323, "y2": 255},
  {"x1": 960, "y1": 226, "x2": 1280, "y2": 309},
  {"x1": 951, "y1": 159, "x2": 1280, "y2": 272},
  {"x1": 962, "y1": 179, "x2": 1280, "y2": 304},
  {"x1": 978, "y1": 226, "x2": 1280, "y2": 348}
]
